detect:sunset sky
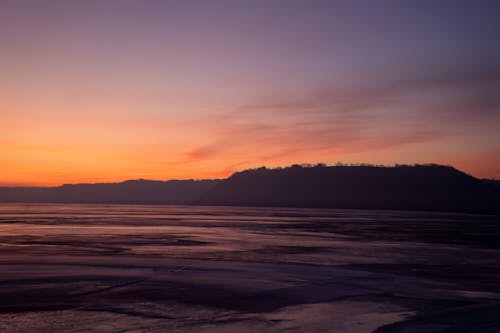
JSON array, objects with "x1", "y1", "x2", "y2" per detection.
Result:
[{"x1": 1, "y1": 0, "x2": 500, "y2": 186}]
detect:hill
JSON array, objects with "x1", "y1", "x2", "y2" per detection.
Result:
[
  {"x1": 0, "y1": 164, "x2": 498, "y2": 213},
  {"x1": 197, "y1": 164, "x2": 499, "y2": 213},
  {"x1": 0, "y1": 179, "x2": 220, "y2": 204}
]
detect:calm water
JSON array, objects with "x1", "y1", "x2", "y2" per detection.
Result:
[{"x1": 0, "y1": 204, "x2": 499, "y2": 332}]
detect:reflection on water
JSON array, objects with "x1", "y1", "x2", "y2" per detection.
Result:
[
  {"x1": 0, "y1": 204, "x2": 499, "y2": 332},
  {"x1": 1, "y1": 203, "x2": 498, "y2": 261}
]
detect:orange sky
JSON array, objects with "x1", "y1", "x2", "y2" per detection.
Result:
[
  {"x1": 2, "y1": 101, "x2": 499, "y2": 186},
  {"x1": 1, "y1": 1, "x2": 499, "y2": 186}
]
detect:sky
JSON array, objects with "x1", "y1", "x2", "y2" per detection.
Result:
[{"x1": 1, "y1": 0, "x2": 500, "y2": 186}]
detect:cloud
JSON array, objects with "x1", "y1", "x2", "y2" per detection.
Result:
[{"x1": 177, "y1": 64, "x2": 500, "y2": 172}]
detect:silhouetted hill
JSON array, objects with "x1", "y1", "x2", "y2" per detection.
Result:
[
  {"x1": 0, "y1": 179, "x2": 220, "y2": 204},
  {"x1": 0, "y1": 164, "x2": 498, "y2": 213},
  {"x1": 0, "y1": 187, "x2": 53, "y2": 204},
  {"x1": 196, "y1": 164, "x2": 500, "y2": 213},
  {"x1": 483, "y1": 179, "x2": 500, "y2": 188}
]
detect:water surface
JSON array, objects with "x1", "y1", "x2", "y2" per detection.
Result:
[{"x1": 1, "y1": 204, "x2": 499, "y2": 332}]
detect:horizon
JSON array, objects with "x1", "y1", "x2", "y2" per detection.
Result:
[
  {"x1": 1, "y1": 162, "x2": 495, "y2": 188},
  {"x1": 0, "y1": 0, "x2": 500, "y2": 333},
  {"x1": 2, "y1": 2, "x2": 500, "y2": 331},
  {"x1": 1, "y1": 1, "x2": 500, "y2": 185}
]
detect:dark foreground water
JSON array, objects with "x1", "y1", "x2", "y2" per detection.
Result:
[{"x1": 0, "y1": 204, "x2": 499, "y2": 332}]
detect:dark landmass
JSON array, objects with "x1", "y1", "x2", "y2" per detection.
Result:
[
  {"x1": 0, "y1": 179, "x2": 220, "y2": 205},
  {"x1": 0, "y1": 164, "x2": 499, "y2": 213},
  {"x1": 483, "y1": 179, "x2": 500, "y2": 188},
  {"x1": 199, "y1": 164, "x2": 500, "y2": 213}
]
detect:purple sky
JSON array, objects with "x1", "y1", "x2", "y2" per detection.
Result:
[{"x1": 1, "y1": 0, "x2": 499, "y2": 185}]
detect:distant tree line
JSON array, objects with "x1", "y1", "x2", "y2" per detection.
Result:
[{"x1": 244, "y1": 162, "x2": 455, "y2": 172}]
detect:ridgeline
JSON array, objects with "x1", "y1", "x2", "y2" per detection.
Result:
[{"x1": 1, "y1": 164, "x2": 498, "y2": 213}]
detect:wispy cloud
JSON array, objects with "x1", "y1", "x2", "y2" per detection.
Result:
[{"x1": 175, "y1": 65, "x2": 499, "y2": 174}]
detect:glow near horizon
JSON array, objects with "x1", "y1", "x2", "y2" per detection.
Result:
[{"x1": 1, "y1": 1, "x2": 499, "y2": 186}]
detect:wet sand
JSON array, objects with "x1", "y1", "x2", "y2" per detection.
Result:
[{"x1": 0, "y1": 204, "x2": 499, "y2": 332}]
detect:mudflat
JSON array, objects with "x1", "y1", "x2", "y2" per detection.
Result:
[{"x1": 0, "y1": 204, "x2": 499, "y2": 332}]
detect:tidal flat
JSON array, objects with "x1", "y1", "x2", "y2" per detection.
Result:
[{"x1": 0, "y1": 204, "x2": 499, "y2": 332}]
